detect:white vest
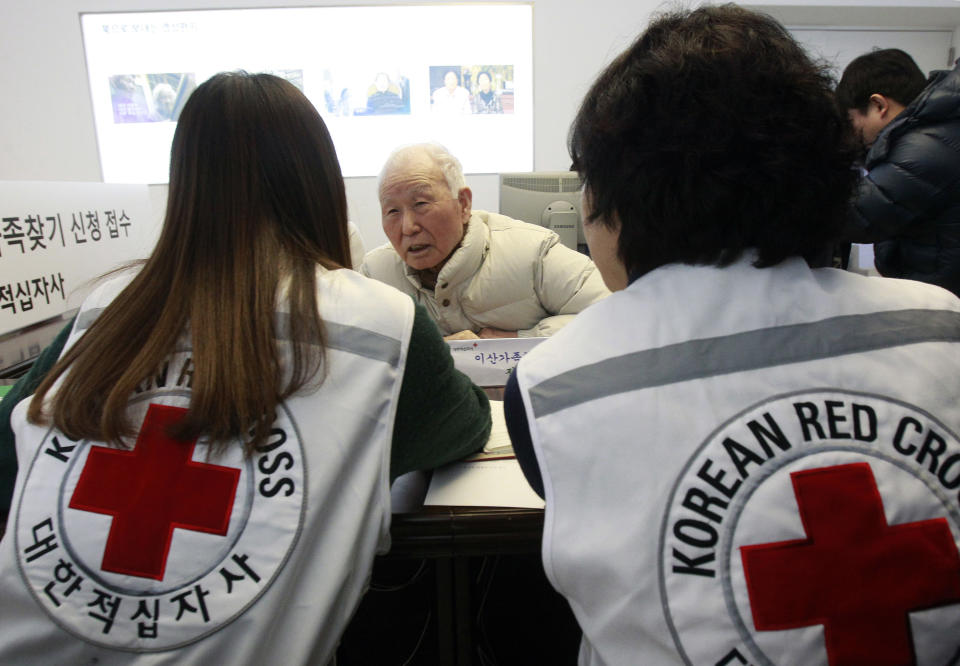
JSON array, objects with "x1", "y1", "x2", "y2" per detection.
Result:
[
  {"x1": 0, "y1": 268, "x2": 414, "y2": 665},
  {"x1": 517, "y1": 256, "x2": 960, "y2": 666}
]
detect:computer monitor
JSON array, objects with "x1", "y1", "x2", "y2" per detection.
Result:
[{"x1": 498, "y1": 172, "x2": 587, "y2": 254}]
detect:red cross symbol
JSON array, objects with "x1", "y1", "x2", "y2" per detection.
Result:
[
  {"x1": 740, "y1": 462, "x2": 960, "y2": 665},
  {"x1": 69, "y1": 403, "x2": 241, "y2": 581}
]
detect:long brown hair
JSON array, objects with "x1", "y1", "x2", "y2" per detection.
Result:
[{"x1": 28, "y1": 72, "x2": 351, "y2": 451}]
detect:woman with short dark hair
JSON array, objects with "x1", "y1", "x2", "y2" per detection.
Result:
[
  {"x1": 472, "y1": 71, "x2": 502, "y2": 114},
  {"x1": 505, "y1": 6, "x2": 960, "y2": 663}
]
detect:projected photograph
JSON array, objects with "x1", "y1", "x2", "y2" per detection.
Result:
[
  {"x1": 464, "y1": 65, "x2": 514, "y2": 114},
  {"x1": 109, "y1": 73, "x2": 196, "y2": 123},
  {"x1": 430, "y1": 66, "x2": 472, "y2": 115},
  {"x1": 318, "y1": 69, "x2": 411, "y2": 117},
  {"x1": 318, "y1": 68, "x2": 352, "y2": 117},
  {"x1": 430, "y1": 65, "x2": 514, "y2": 115},
  {"x1": 355, "y1": 71, "x2": 410, "y2": 116}
]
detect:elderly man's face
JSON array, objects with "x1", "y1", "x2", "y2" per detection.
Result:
[{"x1": 380, "y1": 155, "x2": 471, "y2": 272}]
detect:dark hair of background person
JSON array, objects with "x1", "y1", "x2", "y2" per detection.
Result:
[
  {"x1": 835, "y1": 48, "x2": 928, "y2": 112},
  {"x1": 28, "y1": 72, "x2": 351, "y2": 452},
  {"x1": 568, "y1": 3, "x2": 860, "y2": 278}
]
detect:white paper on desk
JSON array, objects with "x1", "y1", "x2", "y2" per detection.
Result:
[
  {"x1": 464, "y1": 400, "x2": 513, "y2": 461},
  {"x1": 485, "y1": 400, "x2": 511, "y2": 453},
  {"x1": 424, "y1": 458, "x2": 545, "y2": 509}
]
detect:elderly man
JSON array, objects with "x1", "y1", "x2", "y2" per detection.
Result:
[{"x1": 362, "y1": 143, "x2": 609, "y2": 339}]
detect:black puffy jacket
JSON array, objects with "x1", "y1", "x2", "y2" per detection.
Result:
[{"x1": 847, "y1": 63, "x2": 960, "y2": 296}]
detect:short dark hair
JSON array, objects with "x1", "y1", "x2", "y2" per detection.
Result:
[
  {"x1": 569, "y1": 4, "x2": 859, "y2": 276},
  {"x1": 835, "y1": 48, "x2": 927, "y2": 112}
]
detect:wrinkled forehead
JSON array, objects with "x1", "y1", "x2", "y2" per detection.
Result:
[{"x1": 379, "y1": 155, "x2": 450, "y2": 202}]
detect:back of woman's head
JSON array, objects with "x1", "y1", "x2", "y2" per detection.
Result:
[
  {"x1": 29, "y1": 72, "x2": 348, "y2": 452},
  {"x1": 164, "y1": 72, "x2": 349, "y2": 275},
  {"x1": 569, "y1": 4, "x2": 859, "y2": 278}
]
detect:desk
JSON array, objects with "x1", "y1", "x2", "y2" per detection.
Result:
[
  {"x1": 0, "y1": 314, "x2": 72, "y2": 381},
  {"x1": 356, "y1": 383, "x2": 564, "y2": 665},
  {"x1": 338, "y1": 503, "x2": 578, "y2": 666},
  {"x1": 390, "y1": 506, "x2": 544, "y2": 558},
  {"x1": 389, "y1": 507, "x2": 546, "y2": 665}
]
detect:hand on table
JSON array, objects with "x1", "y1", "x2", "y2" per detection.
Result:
[
  {"x1": 444, "y1": 329, "x2": 480, "y2": 341},
  {"x1": 443, "y1": 328, "x2": 519, "y2": 341},
  {"x1": 478, "y1": 327, "x2": 518, "y2": 339}
]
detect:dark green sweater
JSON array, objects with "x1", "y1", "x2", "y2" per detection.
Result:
[{"x1": 0, "y1": 304, "x2": 490, "y2": 527}]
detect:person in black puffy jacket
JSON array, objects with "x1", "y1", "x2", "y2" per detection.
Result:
[{"x1": 836, "y1": 49, "x2": 960, "y2": 296}]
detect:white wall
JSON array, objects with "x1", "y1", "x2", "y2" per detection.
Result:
[
  {"x1": 793, "y1": 28, "x2": 954, "y2": 77},
  {"x1": 2, "y1": 0, "x2": 958, "y2": 251}
]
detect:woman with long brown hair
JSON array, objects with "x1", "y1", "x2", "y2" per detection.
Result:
[{"x1": 0, "y1": 72, "x2": 489, "y2": 663}]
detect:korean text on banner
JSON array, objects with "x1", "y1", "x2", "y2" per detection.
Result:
[{"x1": 0, "y1": 181, "x2": 157, "y2": 336}]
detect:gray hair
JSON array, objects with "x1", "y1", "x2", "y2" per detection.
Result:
[{"x1": 378, "y1": 142, "x2": 466, "y2": 196}]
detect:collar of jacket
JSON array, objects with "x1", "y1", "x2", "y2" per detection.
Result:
[
  {"x1": 867, "y1": 63, "x2": 960, "y2": 166},
  {"x1": 403, "y1": 212, "x2": 489, "y2": 291}
]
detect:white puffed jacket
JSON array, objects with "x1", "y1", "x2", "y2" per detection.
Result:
[{"x1": 361, "y1": 210, "x2": 610, "y2": 337}]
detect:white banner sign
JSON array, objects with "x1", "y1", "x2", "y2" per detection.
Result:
[
  {"x1": 446, "y1": 336, "x2": 545, "y2": 387},
  {"x1": 0, "y1": 181, "x2": 157, "y2": 336}
]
